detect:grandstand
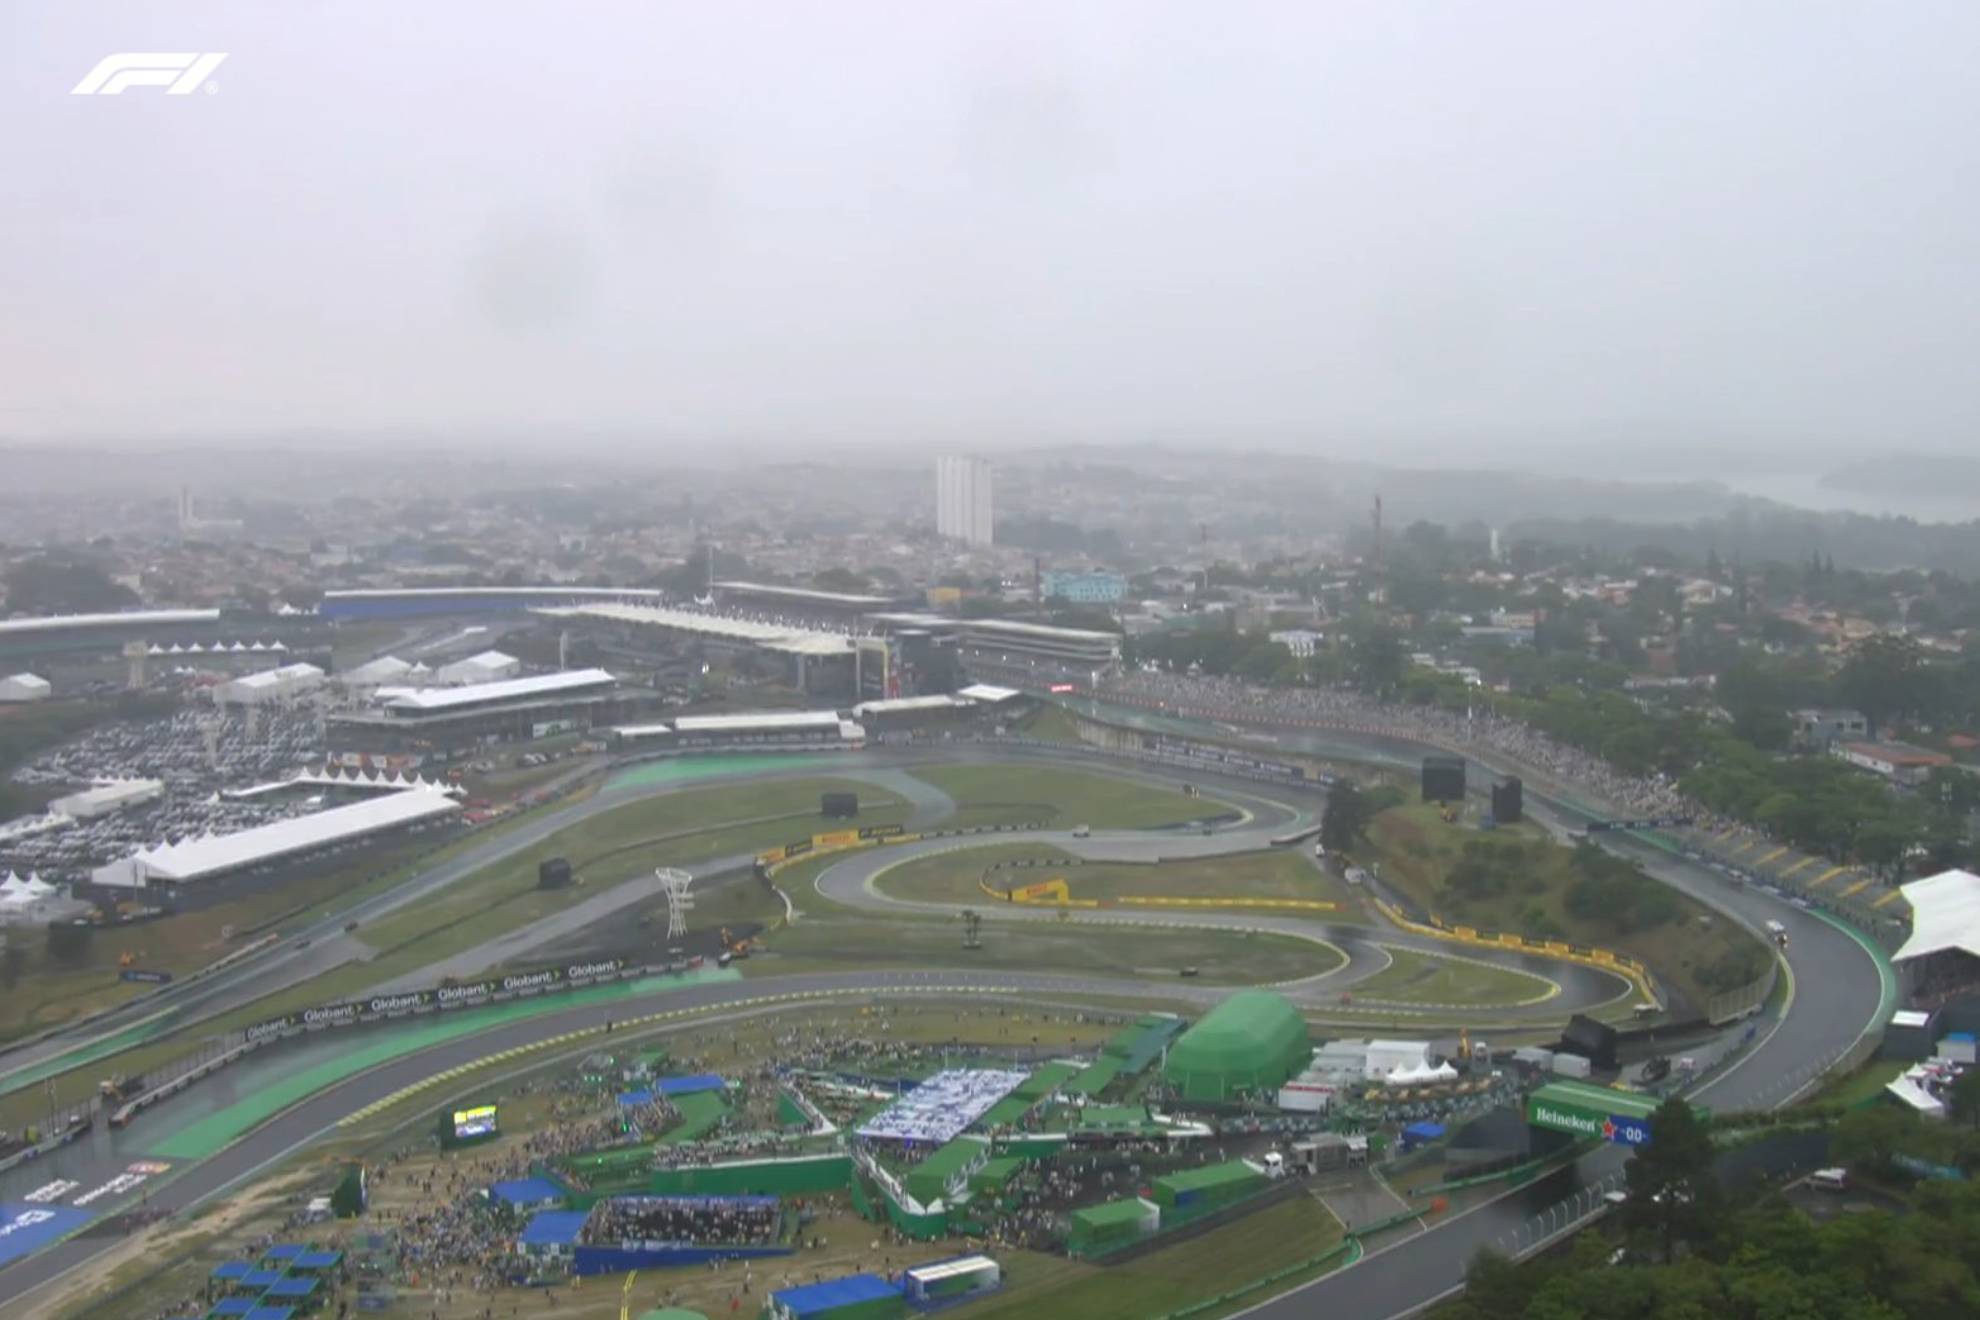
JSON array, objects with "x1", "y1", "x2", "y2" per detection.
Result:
[
  {"x1": 611, "y1": 710, "x2": 865, "y2": 753},
  {"x1": 318, "y1": 586, "x2": 668, "y2": 620},
  {"x1": 328, "y1": 668, "x2": 639, "y2": 756},
  {"x1": 864, "y1": 614, "x2": 1121, "y2": 676},
  {"x1": 855, "y1": 1069, "x2": 1030, "y2": 1146},
  {"x1": 712, "y1": 580, "x2": 913, "y2": 619},
  {"x1": 535, "y1": 602, "x2": 859, "y2": 694},
  {"x1": 89, "y1": 787, "x2": 460, "y2": 890}
]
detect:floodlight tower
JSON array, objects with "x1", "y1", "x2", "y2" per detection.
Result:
[{"x1": 656, "y1": 867, "x2": 695, "y2": 940}]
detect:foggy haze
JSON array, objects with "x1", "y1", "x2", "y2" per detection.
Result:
[{"x1": 5, "y1": 2, "x2": 1980, "y2": 473}]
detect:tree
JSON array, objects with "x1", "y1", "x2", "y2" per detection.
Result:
[
  {"x1": 1838, "y1": 633, "x2": 1928, "y2": 736},
  {"x1": 1321, "y1": 781, "x2": 1371, "y2": 855},
  {"x1": 1621, "y1": 1097, "x2": 1719, "y2": 1264},
  {"x1": 811, "y1": 566, "x2": 870, "y2": 594},
  {"x1": 1347, "y1": 625, "x2": 1406, "y2": 694},
  {"x1": 1951, "y1": 1067, "x2": 1980, "y2": 1129}
]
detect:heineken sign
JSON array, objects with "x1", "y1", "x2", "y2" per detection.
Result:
[{"x1": 1528, "y1": 1099, "x2": 1653, "y2": 1147}]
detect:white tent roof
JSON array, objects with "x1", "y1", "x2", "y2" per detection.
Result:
[
  {"x1": 384, "y1": 668, "x2": 614, "y2": 712},
  {"x1": 94, "y1": 789, "x2": 459, "y2": 884},
  {"x1": 1894, "y1": 869, "x2": 1980, "y2": 963},
  {"x1": 673, "y1": 710, "x2": 842, "y2": 733}
]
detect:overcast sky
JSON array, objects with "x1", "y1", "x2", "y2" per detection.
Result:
[{"x1": 4, "y1": 2, "x2": 1978, "y2": 468}]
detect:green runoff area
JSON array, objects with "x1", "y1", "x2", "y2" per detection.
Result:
[
  {"x1": 1362, "y1": 803, "x2": 1771, "y2": 1013},
  {"x1": 907, "y1": 764, "x2": 1231, "y2": 830},
  {"x1": 876, "y1": 843, "x2": 1366, "y2": 914},
  {"x1": 1348, "y1": 945, "x2": 1557, "y2": 1008},
  {"x1": 0, "y1": 764, "x2": 1252, "y2": 1130},
  {"x1": 0, "y1": 774, "x2": 905, "y2": 1130},
  {"x1": 966, "y1": 1195, "x2": 1347, "y2": 1320},
  {"x1": 749, "y1": 909, "x2": 1338, "y2": 985},
  {"x1": 141, "y1": 966, "x2": 742, "y2": 1161}
]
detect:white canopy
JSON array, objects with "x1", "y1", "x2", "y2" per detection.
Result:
[{"x1": 1895, "y1": 869, "x2": 1980, "y2": 963}]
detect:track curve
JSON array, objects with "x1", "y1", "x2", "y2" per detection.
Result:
[{"x1": 0, "y1": 726, "x2": 1894, "y2": 1318}]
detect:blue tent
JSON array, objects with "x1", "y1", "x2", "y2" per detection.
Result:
[
  {"x1": 208, "y1": 1261, "x2": 254, "y2": 1281},
  {"x1": 490, "y1": 1176, "x2": 565, "y2": 1209},
  {"x1": 517, "y1": 1210, "x2": 590, "y2": 1250},
  {"x1": 243, "y1": 1308, "x2": 296, "y2": 1320},
  {"x1": 655, "y1": 1073, "x2": 726, "y2": 1097},
  {"x1": 208, "y1": 1299, "x2": 257, "y2": 1318},
  {"x1": 617, "y1": 1088, "x2": 656, "y2": 1107},
  {"x1": 240, "y1": 1269, "x2": 284, "y2": 1289},
  {"x1": 292, "y1": 1249, "x2": 343, "y2": 1271},
  {"x1": 1400, "y1": 1121, "x2": 1447, "y2": 1151},
  {"x1": 770, "y1": 1273, "x2": 904, "y2": 1318},
  {"x1": 264, "y1": 1277, "x2": 319, "y2": 1301},
  {"x1": 261, "y1": 1244, "x2": 307, "y2": 1263}
]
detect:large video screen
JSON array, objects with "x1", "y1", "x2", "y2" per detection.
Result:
[{"x1": 452, "y1": 1105, "x2": 498, "y2": 1140}]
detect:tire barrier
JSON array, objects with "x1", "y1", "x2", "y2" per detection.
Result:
[{"x1": 1372, "y1": 897, "x2": 1658, "y2": 1007}]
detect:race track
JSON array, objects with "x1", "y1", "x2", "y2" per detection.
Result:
[{"x1": 0, "y1": 724, "x2": 1894, "y2": 1317}]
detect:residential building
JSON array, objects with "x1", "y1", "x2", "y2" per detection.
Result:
[
  {"x1": 1269, "y1": 629, "x2": 1324, "y2": 660},
  {"x1": 1042, "y1": 570, "x2": 1127, "y2": 605},
  {"x1": 1792, "y1": 707, "x2": 1870, "y2": 751},
  {"x1": 1835, "y1": 739, "x2": 1953, "y2": 787},
  {"x1": 935, "y1": 456, "x2": 994, "y2": 546}
]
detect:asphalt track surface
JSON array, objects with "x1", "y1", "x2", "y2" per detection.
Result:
[{"x1": 0, "y1": 729, "x2": 1892, "y2": 1316}]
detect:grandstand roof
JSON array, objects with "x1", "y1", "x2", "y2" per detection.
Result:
[
  {"x1": 324, "y1": 587, "x2": 666, "y2": 602},
  {"x1": 672, "y1": 710, "x2": 842, "y2": 733},
  {"x1": 1895, "y1": 868, "x2": 1980, "y2": 963},
  {"x1": 92, "y1": 789, "x2": 459, "y2": 885},
  {"x1": 383, "y1": 668, "x2": 614, "y2": 712},
  {"x1": 534, "y1": 603, "x2": 854, "y2": 656},
  {"x1": 517, "y1": 1210, "x2": 591, "y2": 1248},
  {"x1": 961, "y1": 618, "x2": 1121, "y2": 644},
  {"x1": 612, "y1": 721, "x2": 674, "y2": 739},
  {"x1": 714, "y1": 580, "x2": 900, "y2": 609},
  {"x1": 851, "y1": 695, "x2": 970, "y2": 716},
  {"x1": 769, "y1": 1274, "x2": 903, "y2": 1317},
  {"x1": 490, "y1": 1177, "x2": 566, "y2": 1207},
  {"x1": 0, "y1": 608, "x2": 220, "y2": 636},
  {"x1": 338, "y1": 655, "x2": 412, "y2": 684},
  {"x1": 956, "y1": 683, "x2": 1021, "y2": 703}
]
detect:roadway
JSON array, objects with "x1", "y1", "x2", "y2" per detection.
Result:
[{"x1": 0, "y1": 723, "x2": 1893, "y2": 1315}]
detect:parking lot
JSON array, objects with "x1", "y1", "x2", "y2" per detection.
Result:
[{"x1": 2, "y1": 706, "x2": 328, "y2": 882}]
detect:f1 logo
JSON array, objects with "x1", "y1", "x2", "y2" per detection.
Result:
[{"x1": 73, "y1": 53, "x2": 227, "y2": 95}]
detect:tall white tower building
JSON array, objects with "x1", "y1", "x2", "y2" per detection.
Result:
[{"x1": 935, "y1": 456, "x2": 994, "y2": 546}]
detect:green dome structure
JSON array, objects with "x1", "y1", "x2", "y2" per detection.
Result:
[{"x1": 1161, "y1": 990, "x2": 1310, "y2": 1101}]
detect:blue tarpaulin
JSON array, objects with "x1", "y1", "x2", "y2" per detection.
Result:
[
  {"x1": 518, "y1": 1210, "x2": 590, "y2": 1249},
  {"x1": 617, "y1": 1089, "x2": 655, "y2": 1107},
  {"x1": 770, "y1": 1272, "x2": 904, "y2": 1317},
  {"x1": 490, "y1": 1177, "x2": 565, "y2": 1208},
  {"x1": 655, "y1": 1073, "x2": 726, "y2": 1097},
  {"x1": 0, "y1": 1203, "x2": 91, "y2": 1269}
]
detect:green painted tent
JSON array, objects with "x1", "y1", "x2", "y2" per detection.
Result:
[{"x1": 1161, "y1": 991, "x2": 1310, "y2": 1101}]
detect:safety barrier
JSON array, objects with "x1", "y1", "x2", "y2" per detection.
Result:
[
  {"x1": 1372, "y1": 897, "x2": 1658, "y2": 1006},
  {"x1": 108, "y1": 1040, "x2": 255, "y2": 1128},
  {"x1": 973, "y1": 853, "x2": 1337, "y2": 912}
]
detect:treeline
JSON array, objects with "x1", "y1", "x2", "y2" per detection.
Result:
[
  {"x1": 1510, "y1": 506, "x2": 1980, "y2": 576},
  {"x1": 1448, "y1": 1094, "x2": 1980, "y2": 1320}
]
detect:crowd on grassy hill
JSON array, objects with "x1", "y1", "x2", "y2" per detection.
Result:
[
  {"x1": 1102, "y1": 671, "x2": 1694, "y2": 820},
  {"x1": 587, "y1": 1195, "x2": 780, "y2": 1247}
]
